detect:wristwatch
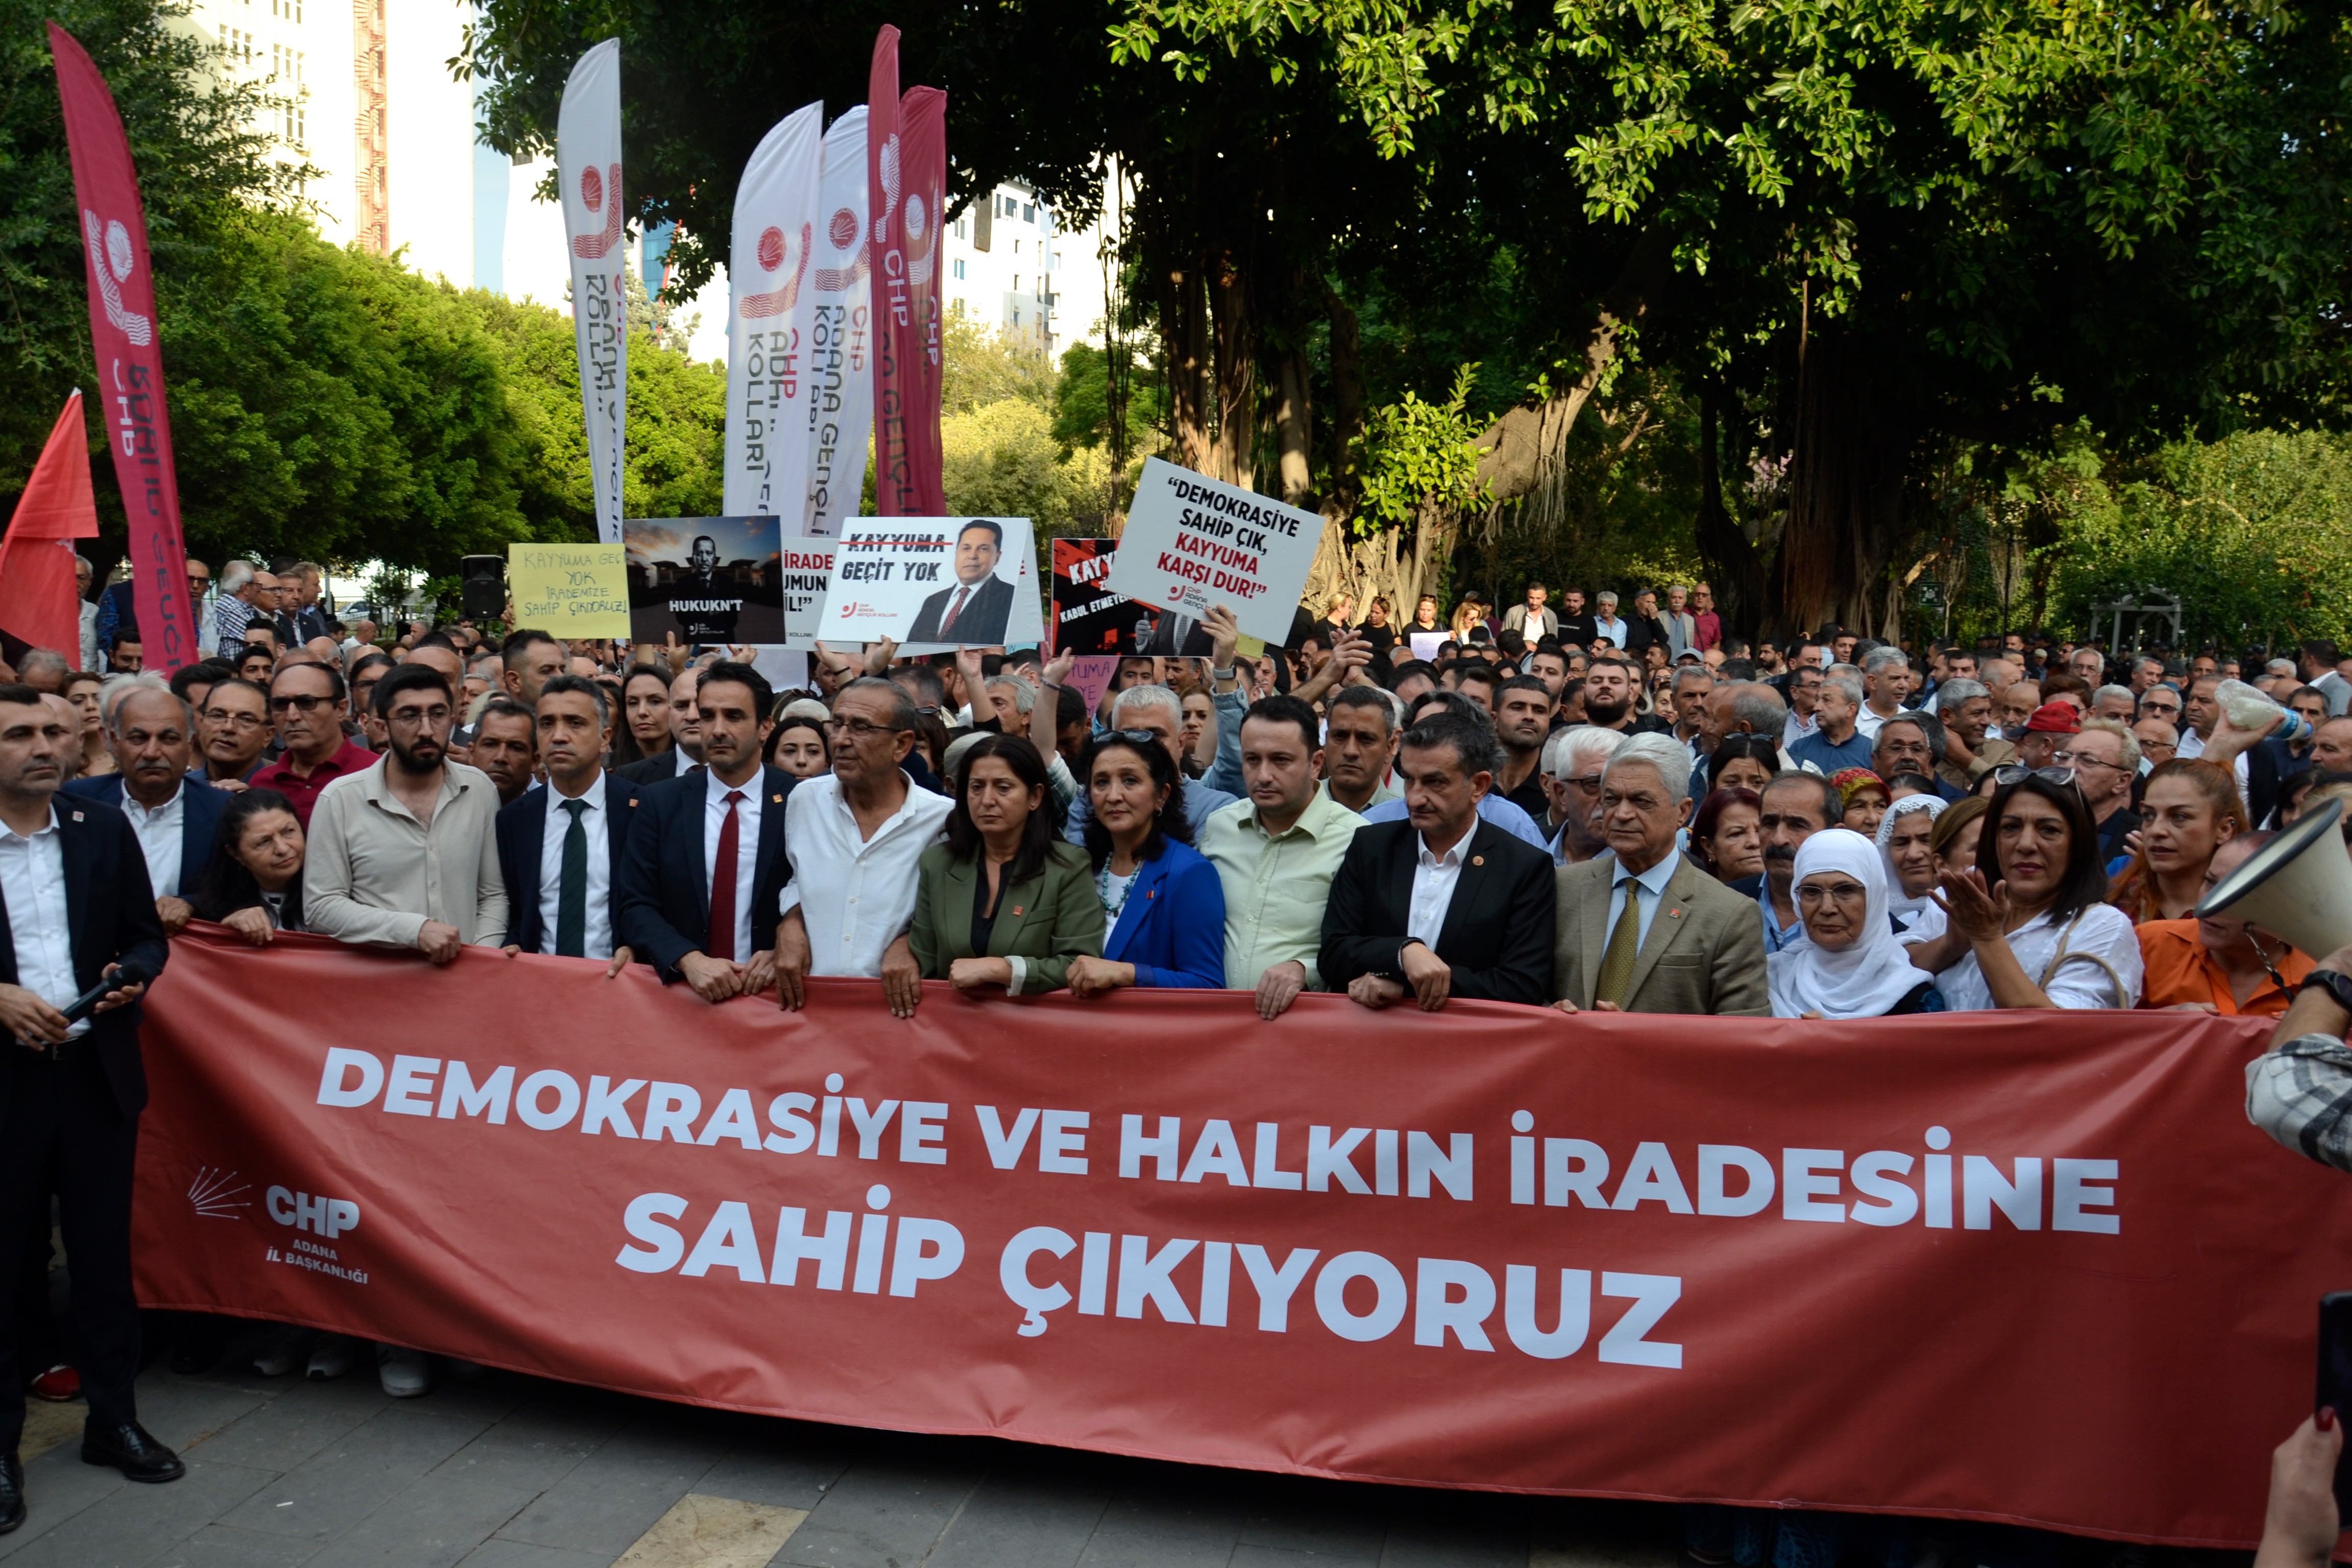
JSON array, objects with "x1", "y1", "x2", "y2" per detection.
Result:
[{"x1": 2303, "y1": 970, "x2": 2352, "y2": 1013}]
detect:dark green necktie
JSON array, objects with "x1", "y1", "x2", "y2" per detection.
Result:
[{"x1": 556, "y1": 798, "x2": 588, "y2": 958}]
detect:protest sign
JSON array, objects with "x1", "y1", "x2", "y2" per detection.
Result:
[
  {"x1": 1050, "y1": 537, "x2": 1160, "y2": 655},
  {"x1": 1064, "y1": 654, "x2": 1118, "y2": 719},
  {"x1": 507, "y1": 543, "x2": 630, "y2": 640},
  {"x1": 1408, "y1": 631, "x2": 1448, "y2": 664},
  {"x1": 138, "y1": 930, "x2": 2352, "y2": 1549},
  {"x1": 819, "y1": 517, "x2": 1042, "y2": 648},
  {"x1": 1106, "y1": 456, "x2": 1320, "y2": 647},
  {"x1": 623, "y1": 517, "x2": 786, "y2": 645},
  {"x1": 775, "y1": 524, "x2": 837, "y2": 651}
]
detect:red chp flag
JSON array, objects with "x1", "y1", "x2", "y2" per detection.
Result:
[
  {"x1": 0, "y1": 393, "x2": 100, "y2": 664},
  {"x1": 48, "y1": 23, "x2": 197, "y2": 673},
  {"x1": 867, "y1": 27, "x2": 946, "y2": 516}
]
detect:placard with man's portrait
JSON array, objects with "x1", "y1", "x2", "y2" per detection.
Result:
[{"x1": 623, "y1": 516, "x2": 788, "y2": 645}]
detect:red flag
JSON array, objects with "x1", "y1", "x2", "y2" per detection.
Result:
[
  {"x1": 49, "y1": 23, "x2": 197, "y2": 673},
  {"x1": 868, "y1": 28, "x2": 947, "y2": 516},
  {"x1": 0, "y1": 393, "x2": 98, "y2": 663}
]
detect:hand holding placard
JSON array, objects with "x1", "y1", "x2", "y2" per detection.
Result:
[{"x1": 1106, "y1": 457, "x2": 1323, "y2": 647}]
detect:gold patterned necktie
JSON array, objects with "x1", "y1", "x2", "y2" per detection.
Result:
[{"x1": 1595, "y1": 880, "x2": 1641, "y2": 1007}]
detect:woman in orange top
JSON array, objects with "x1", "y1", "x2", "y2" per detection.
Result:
[
  {"x1": 2136, "y1": 833, "x2": 2312, "y2": 1015},
  {"x1": 2110, "y1": 757, "x2": 2247, "y2": 922}
]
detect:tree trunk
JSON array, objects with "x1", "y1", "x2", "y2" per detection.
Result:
[
  {"x1": 1272, "y1": 347, "x2": 1312, "y2": 508},
  {"x1": 1208, "y1": 248, "x2": 1254, "y2": 489},
  {"x1": 1775, "y1": 329, "x2": 1912, "y2": 640},
  {"x1": 1324, "y1": 283, "x2": 1365, "y2": 518},
  {"x1": 1692, "y1": 384, "x2": 1765, "y2": 638}
]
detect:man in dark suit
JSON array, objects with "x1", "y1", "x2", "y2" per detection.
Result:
[
  {"x1": 63, "y1": 684, "x2": 224, "y2": 935},
  {"x1": 1320, "y1": 709, "x2": 1556, "y2": 1009},
  {"x1": 615, "y1": 666, "x2": 703, "y2": 787},
  {"x1": 0, "y1": 685, "x2": 180, "y2": 1528},
  {"x1": 497, "y1": 676, "x2": 641, "y2": 971},
  {"x1": 905, "y1": 520, "x2": 1016, "y2": 644},
  {"x1": 617, "y1": 661, "x2": 795, "y2": 1002}
]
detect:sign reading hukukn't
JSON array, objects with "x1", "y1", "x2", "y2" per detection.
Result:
[{"x1": 1107, "y1": 456, "x2": 1322, "y2": 649}]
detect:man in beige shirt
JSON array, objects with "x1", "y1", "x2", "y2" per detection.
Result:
[
  {"x1": 306, "y1": 663, "x2": 508, "y2": 961},
  {"x1": 1199, "y1": 694, "x2": 1363, "y2": 1019}
]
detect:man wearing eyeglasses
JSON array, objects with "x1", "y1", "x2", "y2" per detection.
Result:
[
  {"x1": 249, "y1": 663, "x2": 376, "y2": 830},
  {"x1": 772, "y1": 677, "x2": 951, "y2": 1018},
  {"x1": 2057, "y1": 718, "x2": 2141, "y2": 863},
  {"x1": 194, "y1": 679, "x2": 273, "y2": 785}
]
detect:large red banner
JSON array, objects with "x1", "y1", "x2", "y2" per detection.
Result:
[
  {"x1": 133, "y1": 930, "x2": 2352, "y2": 1547},
  {"x1": 865, "y1": 26, "x2": 945, "y2": 517},
  {"x1": 50, "y1": 24, "x2": 198, "y2": 673}
]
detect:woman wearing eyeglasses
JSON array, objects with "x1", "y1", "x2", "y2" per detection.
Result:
[
  {"x1": 1065, "y1": 730, "x2": 1224, "y2": 998},
  {"x1": 1903, "y1": 770, "x2": 2143, "y2": 1009},
  {"x1": 2108, "y1": 757, "x2": 2246, "y2": 922},
  {"x1": 910, "y1": 734, "x2": 1101, "y2": 998},
  {"x1": 1770, "y1": 828, "x2": 1946, "y2": 1017}
]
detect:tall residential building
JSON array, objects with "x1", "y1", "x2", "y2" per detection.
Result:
[{"x1": 942, "y1": 178, "x2": 1116, "y2": 360}]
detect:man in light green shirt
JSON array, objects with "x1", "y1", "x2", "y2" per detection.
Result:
[{"x1": 1199, "y1": 694, "x2": 1364, "y2": 1019}]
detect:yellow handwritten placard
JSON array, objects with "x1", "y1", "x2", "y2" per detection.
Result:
[{"x1": 508, "y1": 543, "x2": 631, "y2": 640}]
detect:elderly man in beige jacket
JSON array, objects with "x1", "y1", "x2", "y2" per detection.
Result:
[{"x1": 1552, "y1": 732, "x2": 1768, "y2": 1016}]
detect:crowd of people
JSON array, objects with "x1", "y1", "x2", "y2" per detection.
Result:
[{"x1": 5, "y1": 556, "x2": 2352, "y2": 1537}]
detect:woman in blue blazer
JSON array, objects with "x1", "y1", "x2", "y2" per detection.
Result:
[{"x1": 1064, "y1": 729, "x2": 1226, "y2": 996}]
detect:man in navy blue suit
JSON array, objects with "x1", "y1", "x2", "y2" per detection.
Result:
[
  {"x1": 0, "y1": 685, "x2": 180, "y2": 1528},
  {"x1": 63, "y1": 685, "x2": 223, "y2": 936},
  {"x1": 617, "y1": 661, "x2": 795, "y2": 1003},
  {"x1": 496, "y1": 675, "x2": 640, "y2": 973}
]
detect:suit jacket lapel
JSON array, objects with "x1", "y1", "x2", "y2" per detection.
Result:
[
  {"x1": 938, "y1": 854, "x2": 981, "y2": 957},
  {"x1": 1382, "y1": 826, "x2": 1419, "y2": 934},
  {"x1": 58, "y1": 805, "x2": 91, "y2": 971},
  {"x1": 1434, "y1": 821, "x2": 1499, "y2": 953},
  {"x1": 682, "y1": 780, "x2": 709, "y2": 934},
  {"x1": 1623, "y1": 854, "x2": 1701, "y2": 1003},
  {"x1": 988, "y1": 864, "x2": 1046, "y2": 958},
  {"x1": 1102, "y1": 854, "x2": 1163, "y2": 963}
]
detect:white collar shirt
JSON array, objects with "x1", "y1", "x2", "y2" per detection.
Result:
[
  {"x1": 675, "y1": 747, "x2": 698, "y2": 777},
  {"x1": 1606, "y1": 849, "x2": 1681, "y2": 952},
  {"x1": 537, "y1": 771, "x2": 614, "y2": 959},
  {"x1": 704, "y1": 766, "x2": 764, "y2": 965},
  {"x1": 0, "y1": 806, "x2": 84, "y2": 1036},
  {"x1": 119, "y1": 780, "x2": 185, "y2": 898},
  {"x1": 1407, "y1": 829, "x2": 1471, "y2": 950},
  {"x1": 778, "y1": 771, "x2": 952, "y2": 977}
]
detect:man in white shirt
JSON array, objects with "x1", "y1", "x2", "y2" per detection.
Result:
[
  {"x1": 774, "y1": 678, "x2": 952, "y2": 1018},
  {"x1": 494, "y1": 676, "x2": 638, "y2": 974},
  {"x1": 62, "y1": 685, "x2": 222, "y2": 935},
  {"x1": 1854, "y1": 647, "x2": 1915, "y2": 740}
]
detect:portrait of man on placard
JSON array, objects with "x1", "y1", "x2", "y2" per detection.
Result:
[
  {"x1": 623, "y1": 516, "x2": 787, "y2": 644},
  {"x1": 906, "y1": 519, "x2": 1017, "y2": 645}
]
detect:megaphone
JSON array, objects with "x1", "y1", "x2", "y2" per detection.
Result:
[{"x1": 2197, "y1": 796, "x2": 2352, "y2": 959}]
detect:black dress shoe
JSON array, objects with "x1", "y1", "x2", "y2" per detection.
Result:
[
  {"x1": 0, "y1": 1452, "x2": 23, "y2": 1533},
  {"x1": 81, "y1": 1421, "x2": 184, "y2": 1483}
]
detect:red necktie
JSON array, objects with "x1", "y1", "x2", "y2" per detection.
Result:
[
  {"x1": 940, "y1": 587, "x2": 970, "y2": 636},
  {"x1": 708, "y1": 789, "x2": 744, "y2": 962}
]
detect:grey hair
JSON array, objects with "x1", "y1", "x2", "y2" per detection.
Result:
[
  {"x1": 986, "y1": 674, "x2": 1037, "y2": 717},
  {"x1": 1672, "y1": 664, "x2": 1714, "y2": 691},
  {"x1": 103, "y1": 676, "x2": 189, "y2": 736},
  {"x1": 1111, "y1": 682, "x2": 1182, "y2": 729},
  {"x1": 2078, "y1": 715, "x2": 2142, "y2": 774},
  {"x1": 1863, "y1": 646, "x2": 1910, "y2": 677},
  {"x1": 1602, "y1": 731, "x2": 1692, "y2": 801},
  {"x1": 18, "y1": 649, "x2": 69, "y2": 681},
  {"x1": 1724, "y1": 681, "x2": 1788, "y2": 734},
  {"x1": 2092, "y1": 683, "x2": 2136, "y2": 710},
  {"x1": 838, "y1": 676, "x2": 917, "y2": 731},
  {"x1": 73, "y1": 554, "x2": 92, "y2": 572},
  {"x1": 1935, "y1": 677, "x2": 1988, "y2": 713},
  {"x1": 1595, "y1": 590, "x2": 1620, "y2": 607},
  {"x1": 1876, "y1": 708, "x2": 1946, "y2": 762},
  {"x1": 1546, "y1": 723, "x2": 1627, "y2": 780},
  {"x1": 219, "y1": 560, "x2": 257, "y2": 594},
  {"x1": 1822, "y1": 669, "x2": 1865, "y2": 708}
]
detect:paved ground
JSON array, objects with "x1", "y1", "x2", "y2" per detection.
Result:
[{"x1": 0, "y1": 1329, "x2": 1690, "y2": 1568}]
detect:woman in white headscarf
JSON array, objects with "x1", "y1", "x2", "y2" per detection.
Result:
[
  {"x1": 1769, "y1": 827, "x2": 1947, "y2": 1018},
  {"x1": 1875, "y1": 793, "x2": 1946, "y2": 930}
]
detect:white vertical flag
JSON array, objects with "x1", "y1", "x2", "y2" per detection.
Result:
[
  {"x1": 558, "y1": 39, "x2": 627, "y2": 544},
  {"x1": 804, "y1": 106, "x2": 872, "y2": 537},
  {"x1": 723, "y1": 103, "x2": 824, "y2": 521}
]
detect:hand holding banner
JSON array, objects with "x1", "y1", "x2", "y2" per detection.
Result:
[{"x1": 1107, "y1": 457, "x2": 1321, "y2": 647}]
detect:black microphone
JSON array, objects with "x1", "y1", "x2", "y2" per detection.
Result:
[{"x1": 60, "y1": 957, "x2": 156, "y2": 1024}]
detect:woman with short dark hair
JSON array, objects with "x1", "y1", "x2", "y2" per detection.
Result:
[
  {"x1": 190, "y1": 788, "x2": 307, "y2": 945},
  {"x1": 1066, "y1": 730, "x2": 1224, "y2": 997},
  {"x1": 909, "y1": 734, "x2": 1100, "y2": 1001}
]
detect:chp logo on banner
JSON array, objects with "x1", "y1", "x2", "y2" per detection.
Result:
[
  {"x1": 723, "y1": 103, "x2": 824, "y2": 523},
  {"x1": 805, "y1": 108, "x2": 873, "y2": 538},
  {"x1": 866, "y1": 27, "x2": 947, "y2": 517},
  {"x1": 47, "y1": 23, "x2": 197, "y2": 673},
  {"x1": 1050, "y1": 538, "x2": 1160, "y2": 655},
  {"x1": 819, "y1": 517, "x2": 1043, "y2": 648},
  {"x1": 1107, "y1": 456, "x2": 1321, "y2": 649},
  {"x1": 559, "y1": 39, "x2": 627, "y2": 545}
]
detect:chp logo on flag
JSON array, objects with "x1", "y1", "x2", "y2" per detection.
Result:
[
  {"x1": 572, "y1": 162, "x2": 623, "y2": 258},
  {"x1": 741, "y1": 222, "x2": 811, "y2": 320},
  {"x1": 83, "y1": 209, "x2": 149, "y2": 345},
  {"x1": 815, "y1": 204, "x2": 868, "y2": 292}
]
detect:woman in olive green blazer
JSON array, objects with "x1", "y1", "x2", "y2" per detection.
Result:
[{"x1": 910, "y1": 733, "x2": 1103, "y2": 998}]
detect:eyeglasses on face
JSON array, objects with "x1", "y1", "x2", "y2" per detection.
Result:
[
  {"x1": 823, "y1": 716, "x2": 910, "y2": 740},
  {"x1": 1796, "y1": 880, "x2": 1868, "y2": 906},
  {"x1": 203, "y1": 710, "x2": 266, "y2": 730},
  {"x1": 1993, "y1": 765, "x2": 2078, "y2": 788}
]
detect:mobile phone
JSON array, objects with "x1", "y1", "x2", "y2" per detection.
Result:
[{"x1": 2317, "y1": 1293, "x2": 2352, "y2": 1513}]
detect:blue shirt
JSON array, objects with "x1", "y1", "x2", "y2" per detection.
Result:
[
  {"x1": 1361, "y1": 792, "x2": 1549, "y2": 851},
  {"x1": 1757, "y1": 879, "x2": 1805, "y2": 953},
  {"x1": 1787, "y1": 726, "x2": 1874, "y2": 774}
]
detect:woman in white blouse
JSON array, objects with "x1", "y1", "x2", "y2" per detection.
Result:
[{"x1": 1903, "y1": 768, "x2": 2143, "y2": 1009}]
